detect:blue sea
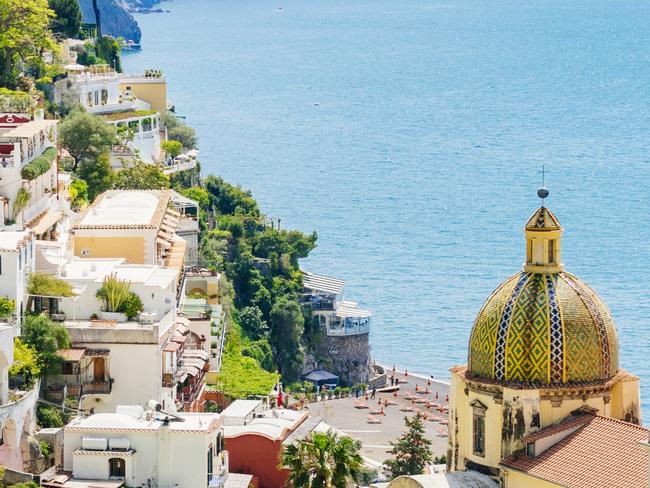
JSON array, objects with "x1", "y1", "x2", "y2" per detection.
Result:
[{"x1": 123, "y1": 0, "x2": 650, "y2": 418}]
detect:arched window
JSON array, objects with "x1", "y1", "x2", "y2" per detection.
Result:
[{"x1": 109, "y1": 458, "x2": 125, "y2": 478}]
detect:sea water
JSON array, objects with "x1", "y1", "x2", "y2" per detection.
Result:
[{"x1": 123, "y1": 0, "x2": 650, "y2": 418}]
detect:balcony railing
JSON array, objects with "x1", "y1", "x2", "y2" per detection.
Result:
[
  {"x1": 326, "y1": 321, "x2": 370, "y2": 336},
  {"x1": 81, "y1": 381, "x2": 112, "y2": 395}
]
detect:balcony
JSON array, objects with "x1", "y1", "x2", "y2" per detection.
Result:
[
  {"x1": 81, "y1": 381, "x2": 112, "y2": 395},
  {"x1": 327, "y1": 316, "x2": 371, "y2": 336},
  {"x1": 326, "y1": 322, "x2": 370, "y2": 336}
]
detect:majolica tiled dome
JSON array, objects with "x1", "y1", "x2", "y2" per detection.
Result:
[{"x1": 468, "y1": 205, "x2": 619, "y2": 385}]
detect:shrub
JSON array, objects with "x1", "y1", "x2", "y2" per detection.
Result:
[
  {"x1": 37, "y1": 405, "x2": 65, "y2": 428},
  {"x1": 122, "y1": 292, "x2": 143, "y2": 320},
  {"x1": 8, "y1": 339, "x2": 40, "y2": 388},
  {"x1": 21, "y1": 147, "x2": 57, "y2": 180},
  {"x1": 0, "y1": 296, "x2": 15, "y2": 318},
  {"x1": 69, "y1": 178, "x2": 88, "y2": 210}
]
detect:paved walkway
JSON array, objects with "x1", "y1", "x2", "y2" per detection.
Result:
[{"x1": 305, "y1": 369, "x2": 450, "y2": 465}]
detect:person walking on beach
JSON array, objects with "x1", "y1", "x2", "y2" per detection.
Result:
[{"x1": 371, "y1": 387, "x2": 376, "y2": 399}]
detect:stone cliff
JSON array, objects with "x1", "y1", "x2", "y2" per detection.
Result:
[{"x1": 78, "y1": 0, "x2": 142, "y2": 43}]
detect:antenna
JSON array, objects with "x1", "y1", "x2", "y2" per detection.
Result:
[{"x1": 537, "y1": 165, "x2": 549, "y2": 205}]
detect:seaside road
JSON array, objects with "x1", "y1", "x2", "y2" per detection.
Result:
[{"x1": 305, "y1": 370, "x2": 449, "y2": 465}]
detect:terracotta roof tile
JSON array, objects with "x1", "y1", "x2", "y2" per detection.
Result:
[
  {"x1": 521, "y1": 414, "x2": 592, "y2": 443},
  {"x1": 501, "y1": 415, "x2": 649, "y2": 488}
]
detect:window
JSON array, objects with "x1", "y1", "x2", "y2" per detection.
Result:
[
  {"x1": 109, "y1": 458, "x2": 125, "y2": 478},
  {"x1": 94, "y1": 90, "x2": 99, "y2": 106},
  {"x1": 207, "y1": 446, "x2": 214, "y2": 479},
  {"x1": 473, "y1": 412, "x2": 485, "y2": 456},
  {"x1": 470, "y1": 399, "x2": 487, "y2": 457},
  {"x1": 548, "y1": 240, "x2": 554, "y2": 264}
]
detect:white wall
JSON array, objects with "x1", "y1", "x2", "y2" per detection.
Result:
[{"x1": 78, "y1": 342, "x2": 163, "y2": 413}]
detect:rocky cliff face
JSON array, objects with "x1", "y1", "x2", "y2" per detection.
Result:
[
  {"x1": 123, "y1": 0, "x2": 164, "y2": 11},
  {"x1": 78, "y1": 0, "x2": 142, "y2": 43}
]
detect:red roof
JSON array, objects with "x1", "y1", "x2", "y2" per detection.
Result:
[
  {"x1": 501, "y1": 415, "x2": 649, "y2": 488},
  {"x1": 56, "y1": 348, "x2": 86, "y2": 362}
]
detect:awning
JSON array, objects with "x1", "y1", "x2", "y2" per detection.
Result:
[
  {"x1": 29, "y1": 210, "x2": 63, "y2": 235},
  {"x1": 57, "y1": 348, "x2": 86, "y2": 362},
  {"x1": 156, "y1": 237, "x2": 172, "y2": 247},
  {"x1": 182, "y1": 357, "x2": 206, "y2": 370},
  {"x1": 171, "y1": 334, "x2": 187, "y2": 344},
  {"x1": 183, "y1": 349, "x2": 209, "y2": 361},
  {"x1": 163, "y1": 342, "x2": 180, "y2": 353}
]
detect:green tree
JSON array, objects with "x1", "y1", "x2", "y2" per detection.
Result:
[
  {"x1": 238, "y1": 305, "x2": 268, "y2": 340},
  {"x1": 168, "y1": 124, "x2": 197, "y2": 149},
  {"x1": 77, "y1": 152, "x2": 114, "y2": 201},
  {"x1": 112, "y1": 158, "x2": 170, "y2": 190},
  {"x1": 281, "y1": 431, "x2": 363, "y2": 488},
  {"x1": 21, "y1": 314, "x2": 70, "y2": 377},
  {"x1": 161, "y1": 139, "x2": 182, "y2": 158},
  {"x1": 384, "y1": 414, "x2": 433, "y2": 477},
  {"x1": 0, "y1": 0, "x2": 55, "y2": 88},
  {"x1": 58, "y1": 110, "x2": 117, "y2": 171},
  {"x1": 181, "y1": 186, "x2": 209, "y2": 209},
  {"x1": 95, "y1": 36, "x2": 121, "y2": 72},
  {"x1": 269, "y1": 297, "x2": 304, "y2": 381},
  {"x1": 8, "y1": 339, "x2": 40, "y2": 388},
  {"x1": 48, "y1": 0, "x2": 81, "y2": 38}
]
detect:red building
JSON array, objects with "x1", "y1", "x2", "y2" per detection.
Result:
[{"x1": 223, "y1": 401, "x2": 329, "y2": 488}]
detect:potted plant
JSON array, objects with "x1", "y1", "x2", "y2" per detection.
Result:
[
  {"x1": 96, "y1": 273, "x2": 131, "y2": 322},
  {"x1": 334, "y1": 387, "x2": 341, "y2": 399}
]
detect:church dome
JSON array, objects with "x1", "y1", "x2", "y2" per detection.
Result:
[{"x1": 467, "y1": 203, "x2": 619, "y2": 385}]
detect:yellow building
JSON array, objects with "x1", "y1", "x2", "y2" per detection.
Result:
[
  {"x1": 447, "y1": 189, "x2": 645, "y2": 487},
  {"x1": 119, "y1": 73, "x2": 167, "y2": 113},
  {"x1": 71, "y1": 190, "x2": 185, "y2": 274}
]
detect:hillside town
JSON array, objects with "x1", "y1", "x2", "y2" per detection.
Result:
[{"x1": 0, "y1": 1, "x2": 648, "y2": 488}]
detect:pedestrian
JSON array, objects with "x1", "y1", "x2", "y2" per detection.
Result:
[
  {"x1": 390, "y1": 376, "x2": 395, "y2": 387},
  {"x1": 355, "y1": 387, "x2": 360, "y2": 398},
  {"x1": 371, "y1": 388, "x2": 376, "y2": 399},
  {"x1": 405, "y1": 369, "x2": 408, "y2": 378}
]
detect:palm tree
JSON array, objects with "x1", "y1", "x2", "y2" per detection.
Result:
[{"x1": 280, "y1": 430, "x2": 363, "y2": 487}]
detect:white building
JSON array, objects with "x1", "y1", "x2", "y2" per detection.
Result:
[
  {"x1": 71, "y1": 190, "x2": 185, "y2": 274},
  {"x1": 0, "y1": 114, "x2": 63, "y2": 229},
  {"x1": 0, "y1": 232, "x2": 39, "y2": 471},
  {"x1": 0, "y1": 231, "x2": 35, "y2": 319},
  {"x1": 53, "y1": 65, "x2": 165, "y2": 166},
  {"x1": 42, "y1": 257, "x2": 207, "y2": 414},
  {"x1": 50, "y1": 406, "x2": 246, "y2": 488}
]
